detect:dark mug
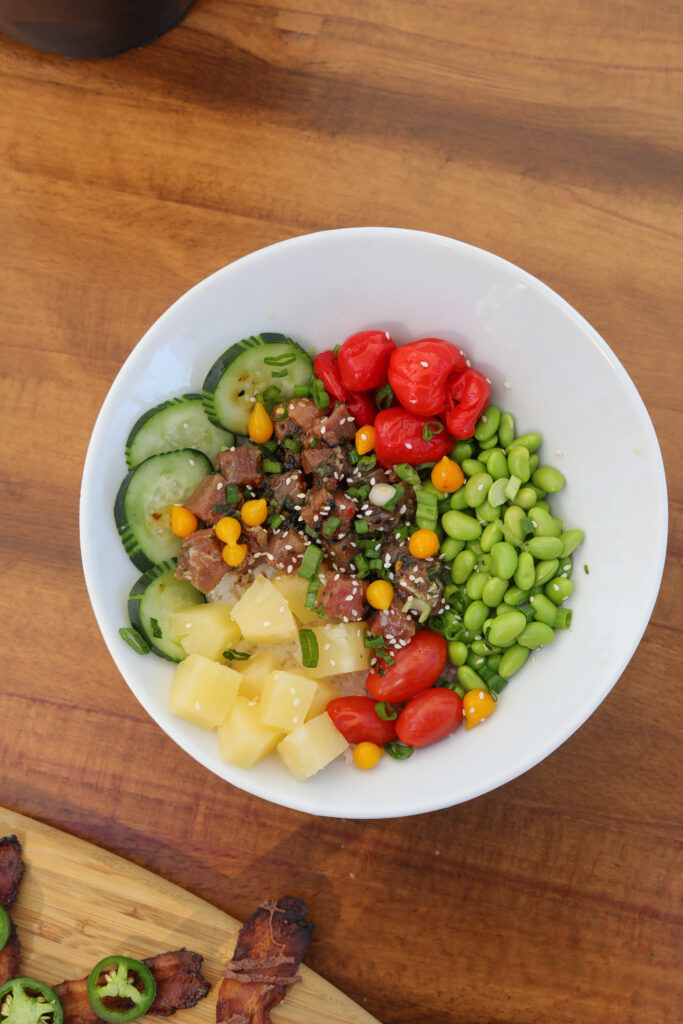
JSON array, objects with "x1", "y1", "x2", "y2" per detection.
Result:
[{"x1": 0, "y1": 0, "x2": 194, "y2": 58}]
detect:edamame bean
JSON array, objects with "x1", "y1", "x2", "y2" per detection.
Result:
[
  {"x1": 507, "y1": 444, "x2": 530, "y2": 482},
  {"x1": 529, "y1": 506, "x2": 561, "y2": 537},
  {"x1": 464, "y1": 599, "x2": 489, "y2": 632},
  {"x1": 534, "y1": 558, "x2": 560, "y2": 584},
  {"x1": 448, "y1": 640, "x2": 468, "y2": 666},
  {"x1": 527, "y1": 536, "x2": 565, "y2": 559},
  {"x1": 476, "y1": 553, "x2": 492, "y2": 573},
  {"x1": 503, "y1": 505, "x2": 526, "y2": 544},
  {"x1": 465, "y1": 571, "x2": 490, "y2": 600},
  {"x1": 545, "y1": 577, "x2": 574, "y2": 605},
  {"x1": 461, "y1": 458, "x2": 486, "y2": 476},
  {"x1": 480, "y1": 521, "x2": 504, "y2": 552},
  {"x1": 474, "y1": 405, "x2": 501, "y2": 441},
  {"x1": 559, "y1": 558, "x2": 573, "y2": 578},
  {"x1": 450, "y1": 487, "x2": 469, "y2": 510},
  {"x1": 451, "y1": 440, "x2": 474, "y2": 463},
  {"x1": 485, "y1": 449, "x2": 509, "y2": 480},
  {"x1": 471, "y1": 639, "x2": 498, "y2": 656},
  {"x1": 528, "y1": 453, "x2": 539, "y2": 474},
  {"x1": 465, "y1": 472, "x2": 493, "y2": 508},
  {"x1": 486, "y1": 652, "x2": 502, "y2": 672},
  {"x1": 554, "y1": 607, "x2": 573, "y2": 629},
  {"x1": 518, "y1": 621, "x2": 555, "y2": 649},
  {"x1": 560, "y1": 529, "x2": 584, "y2": 556},
  {"x1": 457, "y1": 665, "x2": 488, "y2": 692},
  {"x1": 507, "y1": 432, "x2": 542, "y2": 453},
  {"x1": 515, "y1": 486, "x2": 538, "y2": 510},
  {"x1": 498, "y1": 412, "x2": 515, "y2": 448},
  {"x1": 477, "y1": 499, "x2": 502, "y2": 522},
  {"x1": 486, "y1": 610, "x2": 527, "y2": 647},
  {"x1": 534, "y1": 497, "x2": 549, "y2": 511},
  {"x1": 478, "y1": 434, "x2": 500, "y2": 451},
  {"x1": 514, "y1": 550, "x2": 536, "y2": 590},
  {"x1": 491, "y1": 541, "x2": 518, "y2": 579},
  {"x1": 451, "y1": 549, "x2": 476, "y2": 583},
  {"x1": 503, "y1": 585, "x2": 531, "y2": 606},
  {"x1": 481, "y1": 575, "x2": 509, "y2": 607},
  {"x1": 532, "y1": 465, "x2": 565, "y2": 493},
  {"x1": 552, "y1": 516, "x2": 564, "y2": 533},
  {"x1": 529, "y1": 592, "x2": 558, "y2": 626},
  {"x1": 498, "y1": 643, "x2": 530, "y2": 678},
  {"x1": 440, "y1": 537, "x2": 465, "y2": 561},
  {"x1": 443, "y1": 509, "x2": 483, "y2": 541}
]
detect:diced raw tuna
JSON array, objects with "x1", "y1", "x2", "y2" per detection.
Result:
[
  {"x1": 300, "y1": 485, "x2": 333, "y2": 528},
  {"x1": 175, "y1": 529, "x2": 228, "y2": 593},
  {"x1": 367, "y1": 596, "x2": 417, "y2": 647},
  {"x1": 320, "y1": 573, "x2": 367, "y2": 621},
  {"x1": 320, "y1": 535, "x2": 359, "y2": 572},
  {"x1": 267, "y1": 470, "x2": 308, "y2": 510},
  {"x1": 267, "y1": 528, "x2": 308, "y2": 571},
  {"x1": 301, "y1": 442, "x2": 349, "y2": 480},
  {"x1": 214, "y1": 445, "x2": 263, "y2": 486},
  {"x1": 311, "y1": 403, "x2": 356, "y2": 446},
  {"x1": 182, "y1": 474, "x2": 228, "y2": 526},
  {"x1": 390, "y1": 543, "x2": 445, "y2": 608},
  {"x1": 288, "y1": 398, "x2": 324, "y2": 431},
  {"x1": 241, "y1": 525, "x2": 268, "y2": 570}
]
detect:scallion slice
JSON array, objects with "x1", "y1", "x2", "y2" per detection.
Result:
[
  {"x1": 119, "y1": 627, "x2": 150, "y2": 655},
  {"x1": 263, "y1": 460, "x2": 283, "y2": 474},
  {"x1": 298, "y1": 544, "x2": 323, "y2": 580},
  {"x1": 299, "y1": 628, "x2": 319, "y2": 668}
]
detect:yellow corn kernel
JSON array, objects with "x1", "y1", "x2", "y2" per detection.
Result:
[
  {"x1": 431, "y1": 456, "x2": 465, "y2": 494},
  {"x1": 241, "y1": 498, "x2": 268, "y2": 527},
  {"x1": 355, "y1": 425, "x2": 376, "y2": 455},
  {"x1": 353, "y1": 741, "x2": 384, "y2": 770},
  {"x1": 463, "y1": 689, "x2": 496, "y2": 730},
  {"x1": 170, "y1": 505, "x2": 198, "y2": 538},
  {"x1": 408, "y1": 528, "x2": 440, "y2": 559},
  {"x1": 366, "y1": 579, "x2": 394, "y2": 611},
  {"x1": 215, "y1": 516, "x2": 241, "y2": 545},
  {"x1": 222, "y1": 543, "x2": 248, "y2": 567},
  {"x1": 248, "y1": 401, "x2": 274, "y2": 443}
]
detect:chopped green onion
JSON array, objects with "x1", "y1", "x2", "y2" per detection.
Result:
[
  {"x1": 333, "y1": 343, "x2": 341, "y2": 356},
  {"x1": 346, "y1": 484, "x2": 370, "y2": 500},
  {"x1": 263, "y1": 460, "x2": 283, "y2": 473},
  {"x1": 364, "y1": 633, "x2": 384, "y2": 648},
  {"x1": 119, "y1": 627, "x2": 150, "y2": 655},
  {"x1": 312, "y1": 379, "x2": 330, "y2": 408},
  {"x1": 417, "y1": 489, "x2": 439, "y2": 509},
  {"x1": 271, "y1": 369, "x2": 289, "y2": 378},
  {"x1": 304, "y1": 524, "x2": 318, "y2": 539},
  {"x1": 284, "y1": 438, "x2": 301, "y2": 452},
  {"x1": 357, "y1": 453, "x2": 377, "y2": 471},
  {"x1": 375, "y1": 701, "x2": 398, "y2": 721},
  {"x1": 304, "y1": 577, "x2": 321, "y2": 608},
  {"x1": 264, "y1": 351, "x2": 297, "y2": 366},
  {"x1": 260, "y1": 439, "x2": 278, "y2": 455},
  {"x1": 423, "y1": 420, "x2": 444, "y2": 441},
  {"x1": 348, "y1": 449, "x2": 360, "y2": 465},
  {"x1": 269, "y1": 513, "x2": 284, "y2": 530},
  {"x1": 384, "y1": 741, "x2": 414, "y2": 760},
  {"x1": 309, "y1": 437, "x2": 318, "y2": 449},
  {"x1": 416, "y1": 462, "x2": 437, "y2": 473},
  {"x1": 322, "y1": 515, "x2": 341, "y2": 537},
  {"x1": 225, "y1": 484, "x2": 240, "y2": 504},
  {"x1": 223, "y1": 648, "x2": 251, "y2": 661},
  {"x1": 383, "y1": 484, "x2": 405, "y2": 512},
  {"x1": 354, "y1": 520, "x2": 369, "y2": 535},
  {"x1": 298, "y1": 544, "x2": 324, "y2": 580},
  {"x1": 262, "y1": 384, "x2": 283, "y2": 409},
  {"x1": 299, "y1": 629, "x2": 319, "y2": 668},
  {"x1": 149, "y1": 617, "x2": 162, "y2": 639},
  {"x1": 394, "y1": 463, "x2": 421, "y2": 486},
  {"x1": 354, "y1": 552, "x2": 370, "y2": 578},
  {"x1": 293, "y1": 384, "x2": 310, "y2": 398},
  {"x1": 375, "y1": 383, "x2": 394, "y2": 410}
]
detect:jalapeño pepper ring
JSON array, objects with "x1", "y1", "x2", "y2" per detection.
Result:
[
  {"x1": 86, "y1": 956, "x2": 156, "y2": 1024},
  {"x1": 0, "y1": 977, "x2": 64, "y2": 1024},
  {"x1": 0, "y1": 907, "x2": 10, "y2": 953}
]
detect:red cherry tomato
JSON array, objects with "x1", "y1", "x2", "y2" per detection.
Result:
[
  {"x1": 337, "y1": 330, "x2": 395, "y2": 391},
  {"x1": 444, "y1": 368, "x2": 491, "y2": 440},
  {"x1": 366, "y1": 631, "x2": 447, "y2": 703},
  {"x1": 374, "y1": 407, "x2": 454, "y2": 467},
  {"x1": 388, "y1": 339, "x2": 467, "y2": 417},
  {"x1": 345, "y1": 390, "x2": 377, "y2": 426},
  {"x1": 313, "y1": 351, "x2": 347, "y2": 402},
  {"x1": 396, "y1": 688, "x2": 463, "y2": 748},
  {"x1": 326, "y1": 696, "x2": 397, "y2": 745}
]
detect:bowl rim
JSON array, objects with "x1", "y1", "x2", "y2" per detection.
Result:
[{"x1": 79, "y1": 226, "x2": 669, "y2": 817}]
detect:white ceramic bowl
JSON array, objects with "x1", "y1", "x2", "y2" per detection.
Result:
[{"x1": 80, "y1": 227, "x2": 667, "y2": 819}]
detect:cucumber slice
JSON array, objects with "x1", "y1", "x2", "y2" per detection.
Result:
[
  {"x1": 115, "y1": 449, "x2": 212, "y2": 571},
  {"x1": 128, "y1": 562, "x2": 205, "y2": 661},
  {"x1": 125, "y1": 393, "x2": 234, "y2": 468},
  {"x1": 202, "y1": 333, "x2": 313, "y2": 435}
]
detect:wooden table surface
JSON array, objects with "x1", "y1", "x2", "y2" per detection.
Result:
[{"x1": 1, "y1": 2, "x2": 681, "y2": 1021}]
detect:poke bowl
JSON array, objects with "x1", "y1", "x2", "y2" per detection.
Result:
[{"x1": 79, "y1": 226, "x2": 668, "y2": 819}]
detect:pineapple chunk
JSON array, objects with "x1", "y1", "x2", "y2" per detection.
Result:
[
  {"x1": 306, "y1": 678, "x2": 340, "y2": 721},
  {"x1": 171, "y1": 603, "x2": 240, "y2": 661},
  {"x1": 169, "y1": 654, "x2": 240, "y2": 729},
  {"x1": 216, "y1": 697, "x2": 285, "y2": 770},
  {"x1": 234, "y1": 650, "x2": 279, "y2": 700},
  {"x1": 230, "y1": 576, "x2": 297, "y2": 643},
  {"x1": 259, "y1": 670, "x2": 317, "y2": 732},
  {"x1": 271, "y1": 573, "x2": 320, "y2": 625},
  {"x1": 277, "y1": 714, "x2": 348, "y2": 781},
  {"x1": 297, "y1": 622, "x2": 371, "y2": 678}
]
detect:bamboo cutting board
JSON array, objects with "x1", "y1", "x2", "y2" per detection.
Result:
[{"x1": 0, "y1": 808, "x2": 380, "y2": 1024}]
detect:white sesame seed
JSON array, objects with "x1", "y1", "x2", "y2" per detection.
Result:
[{"x1": 405, "y1": 442, "x2": 413, "y2": 450}]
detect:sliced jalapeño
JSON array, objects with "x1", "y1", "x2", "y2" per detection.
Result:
[
  {"x1": 86, "y1": 956, "x2": 156, "y2": 1024},
  {"x1": 0, "y1": 907, "x2": 10, "y2": 953},
  {"x1": 0, "y1": 976, "x2": 64, "y2": 1024}
]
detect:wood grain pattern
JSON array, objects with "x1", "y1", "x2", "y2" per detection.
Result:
[
  {"x1": 0, "y1": 1, "x2": 681, "y2": 1022},
  {"x1": 0, "y1": 807, "x2": 380, "y2": 1024}
]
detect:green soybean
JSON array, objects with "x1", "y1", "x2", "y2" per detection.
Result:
[
  {"x1": 507, "y1": 444, "x2": 530, "y2": 482},
  {"x1": 477, "y1": 500, "x2": 502, "y2": 522},
  {"x1": 466, "y1": 539, "x2": 484, "y2": 556},
  {"x1": 442, "y1": 510, "x2": 482, "y2": 541},
  {"x1": 507, "y1": 432, "x2": 542, "y2": 453},
  {"x1": 474, "y1": 405, "x2": 501, "y2": 441},
  {"x1": 464, "y1": 472, "x2": 492, "y2": 508},
  {"x1": 529, "y1": 593, "x2": 558, "y2": 626},
  {"x1": 491, "y1": 541, "x2": 518, "y2": 579},
  {"x1": 471, "y1": 639, "x2": 499, "y2": 656},
  {"x1": 532, "y1": 465, "x2": 565, "y2": 493},
  {"x1": 503, "y1": 505, "x2": 526, "y2": 544},
  {"x1": 503, "y1": 584, "x2": 531, "y2": 606},
  {"x1": 554, "y1": 607, "x2": 573, "y2": 629},
  {"x1": 480, "y1": 522, "x2": 504, "y2": 552},
  {"x1": 486, "y1": 610, "x2": 527, "y2": 647},
  {"x1": 465, "y1": 571, "x2": 490, "y2": 600},
  {"x1": 486, "y1": 652, "x2": 502, "y2": 672},
  {"x1": 448, "y1": 640, "x2": 468, "y2": 666},
  {"x1": 559, "y1": 558, "x2": 573, "y2": 578},
  {"x1": 498, "y1": 643, "x2": 530, "y2": 678},
  {"x1": 545, "y1": 577, "x2": 574, "y2": 605},
  {"x1": 451, "y1": 440, "x2": 474, "y2": 463},
  {"x1": 461, "y1": 458, "x2": 486, "y2": 476},
  {"x1": 530, "y1": 506, "x2": 561, "y2": 537},
  {"x1": 451, "y1": 549, "x2": 476, "y2": 583},
  {"x1": 526, "y1": 535, "x2": 564, "y2": 559},
  {"x1": 560, "y1": 529, "x2": 584, "y2": 556},
  {"x1": 464, "y1": 599, "x2": 489, "y2": 632},
  {"x1": 476, "y1": 553, "x2": 493, "y2": 573},
  {"x1": 528, "y1": 453, "x2": 540, "y2": 474},
  {"x1": 534, "y1": 558, "x2": 560, "y2": 585},
  {"x1": 515, "y1": 486, "x2": 538, "y2": 510},
  {"x1": 457, "y1": 664, "x2": 488, "y2": 692},
  {"x1": 486, "y1": 449, "x2": 509, "y2": 480},
  {"x1": 514, "y1": 550, "x2": 536, "y2": 590},
  {"x1": 440, "y1": 537, "x2": 465, "y2": 561},
  {"x1": 478, "y1": 434, "x2": 499, "y2": 450},
  {"x1": 450, "y1": 487, "x2": 469, "y2": 510},
  {"x1": 518, "y1": 621, "x2": 555, "y2": 649},
  {"x1": 498, "y1": 413, "x2": 515, "y2": 448},
  {"x1": 481, "y1": 575, "x2": 509, "y2": 607}
]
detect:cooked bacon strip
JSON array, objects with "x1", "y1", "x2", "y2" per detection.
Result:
[
  {"x1": 0, "y1": 836, "x2": 24, "y2": 908},
  {"x1": 216, "y1": 898, "x2": 313, "y2": 1024},
  {"x1": 0, "y1": 924, "x2": 21, "y2": 985},
  {"x1": 54, "y1": 950, "x2": 210, "y2": 1023}
]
